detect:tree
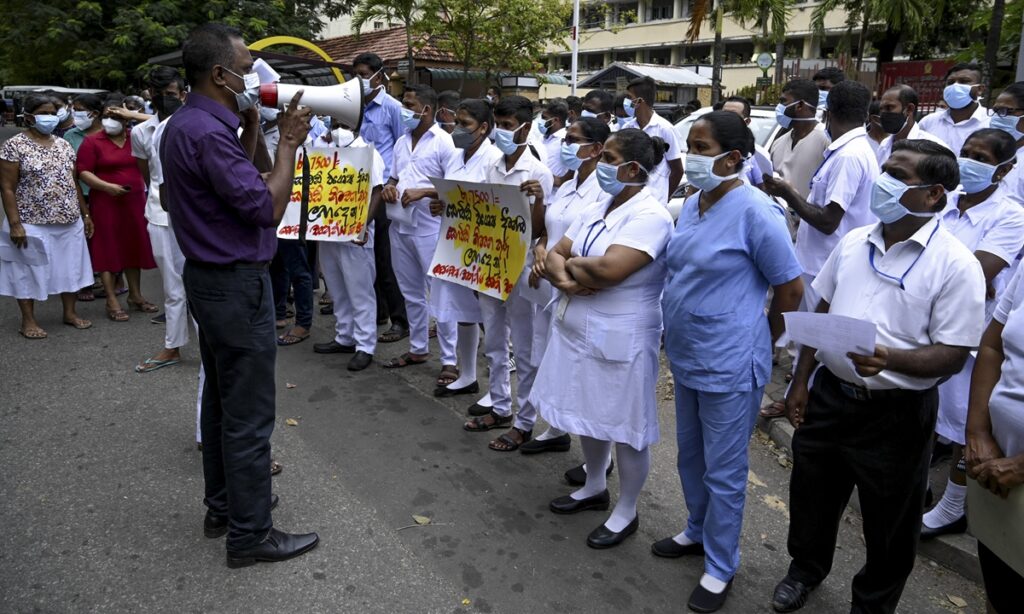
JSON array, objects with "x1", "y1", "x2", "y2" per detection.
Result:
[
  {"x1": 352, "y1": 0, "x2": 425, "y2": 84},
  {"x1": 686, "y1": 0, "x2": 725, "y2": 103},
  {"x1": 726, "y1": 0, "x2": 791, "y2": 84},
  {"x1": 810, "y1": 0, "x2": 928, "y2": 75},
  {"x1": 0, "y1": 0, "x2": 359, "y2": 89}
]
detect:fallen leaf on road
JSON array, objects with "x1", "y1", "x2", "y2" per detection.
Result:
[
  {"x1": 946, "y1": 595, "x2": 967, "y2": 608},
  {"x1": 286, "y1": 383, "x2": 296, "y2": 389},
  {"x1": 762, "y1": 494, "x2": 790, "y2": 518},
  {"x1": 747, "y1": 471, "x2": 767, "y2": 488},
  {"x1": 285, "y1": 418, "x2": 299, "y2": 426},
  {"x1": 461, "y1": 598, "x2": 471, "y2": 606},
  {"x1": 413, "y1": 514, "x2": 432, "y2": 525}
]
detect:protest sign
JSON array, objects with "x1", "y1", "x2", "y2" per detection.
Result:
[
  {"x1": 277, "y1": 146, "x2": 373, "y2": 242},
  {"x1": 427, "y1": 177, "x2": 531, "y2": 301}
]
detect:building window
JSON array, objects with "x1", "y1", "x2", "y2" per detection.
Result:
[
  {"x1": 615, "y1": 50, "x2": 636, "y2": 63},
  {"x1": 647, "y1": 47, "x2": 672, "y2": 65},
  {"x1": 584, "y1": 53, "x2": 605, "y2": 71},
  {"x1": 582, "y1": 5, "x2": 605, "y2": 29},
  {"x1": 613, "y1": 2, "x2": 638, "y2": 25},
  {"x1": 648, "y1": 0, "x2": 673, "y2": 21}
]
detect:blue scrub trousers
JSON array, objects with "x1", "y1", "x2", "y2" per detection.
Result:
[{"x1": 675, "y1": 380, "x2": 764, "y2": 582}]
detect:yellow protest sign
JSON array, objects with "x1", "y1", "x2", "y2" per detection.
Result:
[
  {"x1": 428, "y1": 177, "x2": 531, "y2": 301},
  {"x1": 276, "y1": 146, "x2": 373, "y2": 242}
]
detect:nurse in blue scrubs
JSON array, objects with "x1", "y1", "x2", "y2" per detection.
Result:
[{"x1": 658, "y1": 111, "x2": 805, "y2": 613}]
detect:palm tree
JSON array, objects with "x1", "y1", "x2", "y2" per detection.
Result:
[
  {"x1": 810, "y1": 0, "x2": 927, "y2": 76},
  {"x1": 352, "y1": 0, "x2": 424, "y2": 84}
]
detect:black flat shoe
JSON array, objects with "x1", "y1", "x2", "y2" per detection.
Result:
[
  {"x1": 519, "y1": 433, "x2": 571, "y2": 455},
  {"x1": 467, "y1": 401, "x2": 493, "y2": 416},
  {"x1": 586, "y1": 515, "x2": 639, "y2": 549},
  {"x1": 687, "y1": 579, "x2": 733, "y2": 613},
  {"x1": 564, "y1": 460, "x2": 615, "y2": 486},
  {"x1": 434, "y1": 381, "x2": 479, "y2": 398},
  {"x1": 549, "y1": 490, "x2": 610, "y2": 514},
  {"x1": 225, "y1": 527, "x2": 319, "y2": 568},
  {"x1": 319, "y1": 304, "x2": 333, "y2": 315},
  {"x1": 771, "y1": 576, "x2": 816, "y2": 613},
  {"x1": 313, "y1": 340, "x2": 355, "y2": 354},
  {"x1": 651, "y1": 536, "x2": 705, "y2": 558},
  {"x1": 205, "y1": 495, "x2": 278, "y2": 538},
  {"x1": 920, "y1": 515, "x2": 967, "y2": 541},
  {"x1": 347, "y1": 351, "x2": 373, "y2": 371}
]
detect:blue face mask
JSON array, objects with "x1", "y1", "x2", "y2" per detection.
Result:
[
  {"x1": 870, "y1": 172, "x2": 939, "y2": 224},
  {"x1": 818, "y1": 90, "x2": 829, "y2": 109},
  {"x1": 56, "y1": 107, "x2": 69, "y2": 123},
  {"x1": 957, "y1": 157, "x2": 1002, "y2": 194},
  {"x1": 596, "y1": 161, "x2": 643, "y2": 196},
  {"x1": 685, "y1": 152, "x2": 741, "y2": 192},
  {"x1": 990, "y1": 114, "x2": 1024, "y2": 142},
  {"x1": 560, "y1": 141, "x2": 593, "y2": 171},
  {"x1": 580, "y1": 110, "x2": 598, "y2": 119},
  {"x1": 538, "y1": 119, "x2": 551, "y2": 136},
  {"x1": 616, "y1": 116, "x2": 629, "y2": 129},
  {"x1": 493, "y1": 124, "x2": 526, "y2": 156},
  {"x1": 943, "y1": 83, "x2": 975, "y2": 110},
  {"x1": 30, "y1": 114, "x2": 60, "y2": 135},
  {"x1": 775, "y1": 102, "x2": 796, "y2": 129},
  {"x1": 401, "y1": 107, "x2": 423, "y2": 131},
  {"x1": 623, "y1": 98, "x2": 636, "y2": 118}
]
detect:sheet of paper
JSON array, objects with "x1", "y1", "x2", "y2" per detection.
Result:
[
  {"x1": 783, "y1": 312, "x2": 876, "y2": 355},
  {"x1": 0, "y1": 235, "x2": 48, "y2": 266},
  {"x1": 968, "y1": 479, "x2": 1024, "y2": 575},
  {"x1": 385, "y1": 200, "x2": 416, "y2": 227}
]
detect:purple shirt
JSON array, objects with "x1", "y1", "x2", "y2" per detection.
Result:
[{"x1": 161, "y1": 93, "x2": 276, "y2": 264}]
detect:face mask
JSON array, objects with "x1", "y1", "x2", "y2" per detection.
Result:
[
  {"x1": 538, "y1": 120, "x2": 550, "y2": 136},
  {"x1": 774, "y1": 101, "x2": 798, "y2": 129},
  {"x1": 333, "y1": 128, "x2": 355, "y2": 148},
  {"x1": 72, "y1": 111, "x2": 93, "y2": 131},
  {"x1": 493, "y1": 124, "x2": 526, "y2": 155},
  {"x1": 596, "y1": 161, "x2": 644, "y2": 196},
  {"x1": 623, "y1": 98, "x2": 636, "y2": 118},
  {"x1": 870, "y1": 172, "x2": 938, "y2": 223},
  {"x1": 223, "y1": 67, "x2": 260, "y2": 112},
  {"x1": 685, "y1": 152, "x2": 740, "y2": 192},
  {"x1": 452, "y1": 126, "x2": 479, "y2": 150},
  {"x1": 990, "y1": 114, "x2": 1024, "y2": 142},
  {"x1": 957, "y1": 157, "x2": 1001, "y2": 193},
  {"x1": 485, "y1": 95, "x2": 494, "y2": 103},
  {"x1": 361, "y1": 69, "x2": 383, "y2": 96},
  {"x1": 401, "y1": 107, "x2": 423, "y2": 131},
  {"x1": 879, "y1": 110, "x2": 908, "y2": 135},
  {"x1": 818, "y1": 90, "x2": 829, "y2": 109},
  {"x1": 560, "y1": 142, "x2": 594, "y2": 171},
  {"x1": 259, "y1": 106, "x2": 280, "y2": 123},
  {"x1": 56, "y1": 107, "x2": 69, "y2": 123},
  {"x1": 157, "y1": 95, "x2": 183, "y2": 116},
  {"x1": 434, "y1": 109, "x2": 455, "y2": 128},
  {"x1": 616, "y1": 116, "x2": 629, "y2": 129},
  {"x1": 101, "y1": 118, "x2": 124, "y2": 135},
  {"x1": 943, "y1": 83, "x2": 975, "y2": 110},
  {"x1": 30, "y1": 114, "x2": 60, "y2": 135},
  {"x1": 580, "y1": 110, "x2": 598, "y2": 119}
]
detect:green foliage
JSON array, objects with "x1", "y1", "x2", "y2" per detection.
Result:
[
  {"x1": 0, "y1": 0, "x2": 359, "y2": 89},
  {"x1": 960, "y1": 0, "x2": 1022, "y2": 68},
  {"x1": 731, "y1": 82, "x2": 783, "y2": 104}
]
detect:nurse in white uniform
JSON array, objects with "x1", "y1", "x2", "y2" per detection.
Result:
[
  {"x1": 532, "y1": 128, "x2": 673, "y2": 550},
  {"x1": 922, "y1": 129, "x2": 1024, "y2": 538},
  {"x1": 429, "y1": 100, "x2": 504, "y2": 396}
]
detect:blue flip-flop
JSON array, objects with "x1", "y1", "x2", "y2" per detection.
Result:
[{"x1": 135, "y1": 358, "x2": 180, "y2": 373}]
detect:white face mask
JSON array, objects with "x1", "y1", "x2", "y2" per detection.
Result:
[
  {"x1": 101, "y1": 118, "x2": 124, "y2": 135},
  {"x1": 72, "y1": 111, "x2": 93, "y2": 131}
]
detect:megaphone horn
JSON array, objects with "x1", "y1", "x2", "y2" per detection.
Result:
[{"x1": 259, "y1": 77, "x2": 365, "y2": 136}]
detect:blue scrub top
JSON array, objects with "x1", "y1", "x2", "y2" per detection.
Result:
[{"x1": 663, "y1": 184, "x2": 803, "y2": 392}]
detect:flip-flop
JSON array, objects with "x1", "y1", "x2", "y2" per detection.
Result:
[
  {"x1": 277, "y1": 329, "x2": 310, "y2": 346},
  {"x1": 759, "y1": 401, "x2": 786, "y2": 419},
  {"x1": 128, "y1": 300, "x2": 160, "y2": 313},
  {"x1": 18, "y1": 327, "x2": 47, "y2": 339},
  {"x1": 63, "y1": 318, "x2": 93, "y2": 330},
  {"x1": 107, "y1": 309, "x2": 129, "y2": 322},
  {"x1": 383, "y1": 352, "x2": 430, "y2": 369},
  {"x1": 135, "y1": 357, "x2": 181, "y2": 373}
]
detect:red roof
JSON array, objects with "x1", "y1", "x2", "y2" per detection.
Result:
[{"x1": 315, "y1": 26, "x2": 456, "y2": 65}]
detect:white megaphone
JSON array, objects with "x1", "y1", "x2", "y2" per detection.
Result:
[{"x1": 259, "y1": 77, "x2": 365, "y2": 135}]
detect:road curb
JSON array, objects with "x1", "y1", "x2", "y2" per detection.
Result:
[{"x1": 755, "y1": 410, "x2": 982, "y2": 584}]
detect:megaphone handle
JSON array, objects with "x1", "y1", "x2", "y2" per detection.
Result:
[{"x1": 298, "y1": 146, "x2": 310, "y2": 246}]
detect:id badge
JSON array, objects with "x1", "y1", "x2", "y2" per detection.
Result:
[{"x1": 556, "y1": 294, "x2": 570, "y2": 321}]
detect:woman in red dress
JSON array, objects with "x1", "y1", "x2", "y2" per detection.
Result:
[{"x1": 76, "y1": 98, "x2": 157, "y2": 321}]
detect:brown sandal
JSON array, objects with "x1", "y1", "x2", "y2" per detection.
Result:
[
  {"x1": 759, "y1": 401, "x2": 786, "y2": 419},
  {"x1": 464, "y1": 411, "x2": 512, "y2": 432},
  {"x1": 436, "y1": 365, "x2": 459, "y2": 387},
  {"x1": 489, "y1": 427, "x2": 532, "y2": 452},
  {"x1": 128, "y1": 299, "x2": 159, "y2": 313},
  {"x1": 107, "y1": 309, "x2": 129, "y2": 322},
  {"x1": 383, "y1": 352, "x2": 430, "y2": 369}
]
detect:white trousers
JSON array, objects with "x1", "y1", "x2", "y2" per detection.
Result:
[
  {"x1": 390, "y1": 228, "x2": 456, "y2": 363},
  {"x1": 479, "y1": 288, "x2": 539, "y2": 430},
  {"x1": 147, "y1": 223, "x2": 189, "y2": 349},
  {"x1": 320, "y1": 241, "x2": 378, "y2": 354}
]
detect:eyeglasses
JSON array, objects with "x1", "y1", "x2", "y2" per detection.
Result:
[{"x1": 988, "y1": 107, "x2": 1024, "y2": 117}]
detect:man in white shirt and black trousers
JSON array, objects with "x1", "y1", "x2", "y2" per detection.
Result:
[{"x1": 771, "y1": 140, "x2": 986, "y2": 614}]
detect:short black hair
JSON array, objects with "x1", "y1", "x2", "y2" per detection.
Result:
[
  {"x1": 812, "y1": 67, "x2": 845, "y2": 85},
  {"x1": 102, "y1": 95, "x2": 125, "y2": 112},
  {"x1": 782, "y1": 78, "x2": 818, "y2": 107},
  {"x1": 353, "y1": 52, "x2": 384, "y2": 73},
  {"x1": 964, "y1": 128, "x2": 1019, "y2": 164},
  {"x1": 609, "y1": 128, "x2": 665, "y2": 173},
  {"x1": 22, "y1": 93, "x2": 53, "y2": 114},
  {"x1": 583, "y1": 89, "x2": 613, "y2": 113},
  {"x1": 493, "y1": 95, "x2": 534, "y2": 124},
  {"x1": 868, "y1": 99, "x2": 881, "y2": 116},
  {"x1": 1001, "y1": 81, "x2": 1024, "y2": 107},
  {"x1": 826, "y1": 80, "x2": 872, "y2": 125},
  {"x1": 182, "y1": 23, "x2": 243, "y2": 85},
  {"x1": 148, "y1": 65, "x2": 186, "y2": 93},
  {"x1": 404, "y1": 84, "x2": 437, "y2": 111},
  {"x1": 574, "y1": 116, "x2": 611, "y2": 144},
  {"x1": 944, "y1": 62, "x2": 984, "y2": 82},
  {"x1": 613, "y1": 93, "x2": 627, "y2": 112},
  {"x1": 486, "y1": 85, "x2": 501, "y2": 96},
  {"x1": 437, "y1": 90, "x2": 460, "y2": 110},
  {"x1": 892, "y1": 139, "x2": 960, "y2": 192},
  {"x1": 458, "y1": 98, "x2": 493, "y2": 131},
  {"x1": 723, "y1": 95, "x2": 751, "y2": 118},
  {"x1": 884, "y1": 84, "x2": 919, "y2": 108},
  {"x1": 565, "y1": 95, "x2": 583, "y2": 115},
  {"x1": 627, "y1": 76, "x2": 656, "y2": 104},
  {"x1": 73, "y1": 93, "x2": 104, "y2": 114},
  {"x1": 695, "y1": 111, "x2": 755, "y2": 157},
  {"x1": 544, "y1": 100, "x2": 568, "y2": 123}
]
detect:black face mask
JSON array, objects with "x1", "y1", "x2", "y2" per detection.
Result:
[
  {"x1": 156, "y1": 95, "x2": 184, "y2": 116},
  {"x1": 879, "y1": 110, "x2": 908, "y2": 135},
  {"x1": 452, "y1": 126, "x2": 478, "y2": 150}
]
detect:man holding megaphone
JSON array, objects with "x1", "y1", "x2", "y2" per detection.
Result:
[{"x1": 160, "y1": 23, "x2": 319, "y2": 568}]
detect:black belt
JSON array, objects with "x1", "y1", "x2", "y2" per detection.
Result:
[
  {"x1": 185, "y1": 259, "x2": 269, "y2": 271},
  {"x1": 822, "y1": 368, "x2": 932, "y2": 402}
]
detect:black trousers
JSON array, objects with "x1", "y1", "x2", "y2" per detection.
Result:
[
  {"x1": 184, "y1": 261, "x2": 276, "y2": 550},
  {"x1": 372, "y1": 207, "x2": 408, "y2": 328},
  {"x1": 786, "y1": 367, "x2": 937, "y2": 614}
]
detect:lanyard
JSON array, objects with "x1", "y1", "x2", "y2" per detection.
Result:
[
  {"x1": 808, "y1": 138, "x2": 853, "y2": 192},
  {"x1": 581, "y1": 220, "x2": 607, "y2": 257},
  {"x1": 868, "y1": 222, "x2": 939, "y2": 290}
]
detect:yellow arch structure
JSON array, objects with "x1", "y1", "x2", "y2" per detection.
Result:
[{"x1": 249, "y1": 36, "x2": 345, "y2": 84}]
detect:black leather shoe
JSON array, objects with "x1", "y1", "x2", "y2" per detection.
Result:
[
  {"x1": 687, "y1": 579, "x2": 733, "y2": 613},
  {"x1": 347, "y1": 351, "x2": 373, "y2": 371},
  {"x1": 314, "y1": 340, "x2": 355, "y2": 354},
  {"x1": 564, "y1": 460, "x2": 615, "y2": 486},
  {"x1": 586, "y1": 515, "x2": 639, "y2": 549},
  {"x1": 771, "y1": 576, "x2": 816, "y2": 613},
  {"x1": 920, "y1": 515, "x2": 967, "y2": 541},
  {"x1": 434, "y1": 381, "x2": 479, "y2": 398},
  {"x1": 319, "y1": 303, "x2": 333, "y2": 315},
  {"x1": 226, "y1": 527, "x2": 319, "y2": 568},
  {"x1": 467, "y1": 401, "x2": 493, "y2": 416},
  {"x1": 651, "y1": 536, "x2": 705, "y2": 558},
  {"x1": 549, "y1": 490, "x2": 610, "y2": 514},
  {"x1": 205, "y1": 495, "x2": 278, "y2": 538},
  {"x1": 519, "y1": 434, "x2": 571, "y2": 454}
]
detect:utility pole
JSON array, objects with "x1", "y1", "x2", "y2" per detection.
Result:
[{"x1": 571, "y1": 0, "x2": 580, "y2": 95}]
